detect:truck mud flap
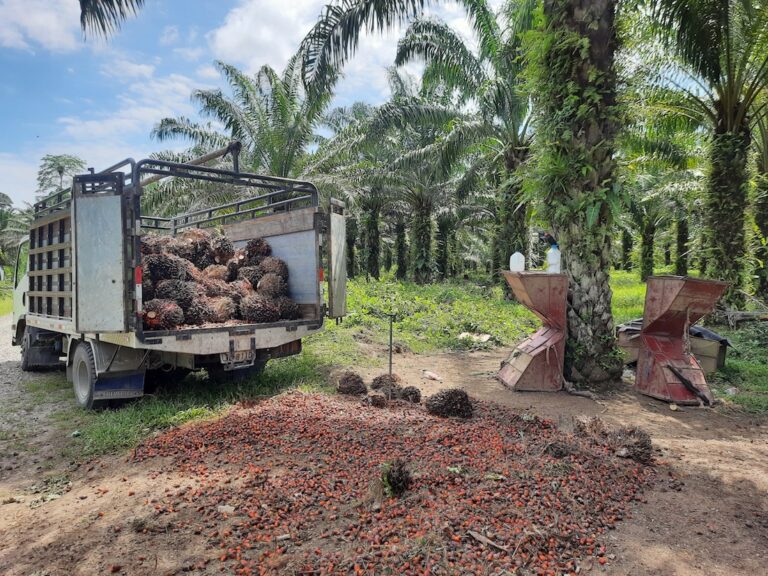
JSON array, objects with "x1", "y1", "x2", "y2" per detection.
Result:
[{"x1": 93, "y1": 373, "x2": 145, "y2": 400}]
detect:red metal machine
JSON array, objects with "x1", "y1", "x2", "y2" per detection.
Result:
[
  {"x1": 635, "y1": 275, "x2": 728, "y2": 405},
  {"x1": 497, "y1": 272, "x2": 568, "y2": 391}
]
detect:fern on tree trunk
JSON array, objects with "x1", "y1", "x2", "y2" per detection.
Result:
[{"x1": 532, "y1": 0, "x2": 623, "y2": 384}]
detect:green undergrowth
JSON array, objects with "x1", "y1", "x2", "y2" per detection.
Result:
[
  {"x1": 710, "y1": 323, "x2": 768, "y2": 413},
  {"x1": 318, "y1": 277, "x2": 539, "y2": 359},
  {"x1": 58, "y1": 351, "x2": 332, "y2": 458}
]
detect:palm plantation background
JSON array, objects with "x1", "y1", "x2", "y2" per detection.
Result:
[{"x1": 4, "y1": 0, "x2": 764, "y2": 384}]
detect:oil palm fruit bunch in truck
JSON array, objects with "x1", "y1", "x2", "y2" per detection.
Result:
[{"x1": 10, "y1": 142, "x2": 347, "y2": 408}]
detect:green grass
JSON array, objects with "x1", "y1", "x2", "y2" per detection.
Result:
[
  {"x1": 325, "y1": 277, "x2": 538, "y2": 356},
  {"x1": 57, "y1": 351, "x2": 332, "y2": 458},
  {"x1": 709, "y1": 323, "x2": 768, "y2": 412},
  {"x1": 610, "y1": 270, "x2": 647, "y2": 325}
]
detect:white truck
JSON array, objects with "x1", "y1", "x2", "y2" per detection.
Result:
[{"x1": 11, "y1": 144, "x2": 347, "y2": 408}]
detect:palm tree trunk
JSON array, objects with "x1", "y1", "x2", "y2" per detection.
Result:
[
  {"x1": 383, "y1": 244, "x2": 393, "y2": 272},
  {"x1": 411, "y1": 200, "x2": 433, "y2": 284},
  {"x1": 675, "y1": 214, "x2": 689, "y2": 276},
  {"x1": 704, "y1": 128, "x2": 750, "y2": 307},
  {"x1": 663, "y1": 242, "x2": 671, "y2": 266},
  {"x1": 755, "y1": 173, "x2": 768, "y2": 300},
  {"x1": 365, "y1": 205, "x2": 380, "y2": 280},
  {"x1": 534, "y1": 0, "x2": 622, "y2": 383},
  {"x1": 621, "y1": 229, "x2": 633, "y2": 270},
  {"x1": 436, "y1": 216, "x2": 453, "y2": 280},
  {"x1": 640, "y1": 220, "x2": 655, "y2": 282},
  {"x1": 395, "y1": 217, "x2": 408, "y2": 280},
  {"x1": 346, "y1": 216, "x2": 358, "y2": 279}
]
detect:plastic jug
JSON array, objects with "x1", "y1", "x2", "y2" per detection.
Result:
[
  {"x1": 509, "y1": 252, "x2": 525, "y2": 272},
  {"x1": 546, "y1": 246, "x2": 561, "y2": 273}
]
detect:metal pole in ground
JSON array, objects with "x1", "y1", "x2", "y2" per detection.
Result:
[{"x1": 388, "y1": 314, "x2": 394, "y2": 377}]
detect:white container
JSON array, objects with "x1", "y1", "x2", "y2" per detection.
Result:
[
  {"x1": 546, "y1": 246, "x2": 561, "y2": 273},
  {"x1": 509, "y1": 252, "x2": 525, "y2": 272}
]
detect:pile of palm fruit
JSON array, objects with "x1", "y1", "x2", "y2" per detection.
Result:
[{"x1": 140, "y1": 229, "x2": 301, "y2": 330}]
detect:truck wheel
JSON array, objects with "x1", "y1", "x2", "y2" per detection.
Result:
[
  {"x1": 208, "y1": 361, "x2": 267, "y2": 383},
  {"x1": 20, "y1": 329, "x2": 32, "y2": 372},
  {"x1": 72, "y1": 342, "x2": 98, "y2": 409}
]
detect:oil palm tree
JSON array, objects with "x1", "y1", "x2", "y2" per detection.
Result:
[
  {"x1": 645, "y1": 0, "x2": 768, "y2": 306},
  {"x1": 154, "y1": 57, "x2": 331, "y2": 178},
  {"x1": 79, "y1": 0, "x2": 144, "y2": 35},
  {"x1": 528, "y1": 0, "x2": 624, "y2": 382},
  {"x1": 148, "y1": 56, "x2": 333, "y2": 214},
  {"x1": 393, "y1": 3, "x2": 534, "y2": 279}
]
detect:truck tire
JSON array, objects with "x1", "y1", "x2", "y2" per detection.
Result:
[
  {"x1": 72, "y1": 342, "x2": 99, "y2": 409},
  {"x1": 208, "y1": 361, "x2": 267, "y2": 383},
  {"x1": 20, "y1": 329, "x2": 32, "y2": 372}
]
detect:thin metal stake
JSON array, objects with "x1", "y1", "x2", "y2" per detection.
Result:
[{"x1": 388, "y1": 314, "x2": 394, "y2": 377}]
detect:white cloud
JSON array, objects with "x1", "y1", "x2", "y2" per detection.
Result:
[
  {"x1": 101, "y1": 58, "x2": 155, "y2": 79},
  {"x1": 205, "y1": 0, "x2": 493, "y2": 107},
  {"x1": 0, "y1": 153, "x2": 39, "y2": 207},
  {"x1": 0, "y1": 0, "x2": 81, "y2": 53},
  {"x1": 159, "y1": 25, "x2": 179, "y2": 46},
  {"x1": 207, "y1": 0, "x2": 321, "y2": 73},
  {"x1": 196, "y1": 64, "x2": 220, "y2": 80},
  {"x1": 173, "y1": 46, "x2": 205, "y2": 61}
]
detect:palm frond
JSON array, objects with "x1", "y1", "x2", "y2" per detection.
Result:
[{"x1": 79, "y1": 0, "x2": 144, "y2": 36}]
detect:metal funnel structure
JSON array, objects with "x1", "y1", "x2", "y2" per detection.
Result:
[
  {"x1": 498, "y1": 272, "x2": 568, "y2": 391},
  {"x1": 636, "y1": 275, "x2": 728, "y2": 405}
]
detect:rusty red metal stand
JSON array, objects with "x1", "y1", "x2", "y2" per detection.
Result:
[
  {"x1": 497, "y1": 272, "x2": 568, "y2": 391},
  {"x1": 635, "y1": 276, "x2": 728, "y2": 405}
]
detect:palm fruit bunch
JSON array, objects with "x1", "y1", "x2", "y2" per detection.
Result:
[
  {"x1": 140, "y1": 231, "x2": 302, "y2": 330},
  {"x1": 425, "y1": 388, "x2": 474, "y2": 418}
]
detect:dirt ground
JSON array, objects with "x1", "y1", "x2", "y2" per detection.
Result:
[{"x1": 1, "y1": 318, "x2": 767, "y2": 575}]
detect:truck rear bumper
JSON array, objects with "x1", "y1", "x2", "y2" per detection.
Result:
[{"x1": 97, "y1": 319, "x2": 324, "y2": 355}]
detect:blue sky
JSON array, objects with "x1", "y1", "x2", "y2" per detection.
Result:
[{"x1": 0, "y1": 0, "x2": 484, "y2": 206}]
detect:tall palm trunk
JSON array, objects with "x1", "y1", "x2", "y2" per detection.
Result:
[
  {"x1": 534, "y1": 0, "x2": 622, "y2": 383},
  {"x1": 640, "y1": 219, "x2": 655, "y2": 282},
  {"x1": 704, "y1": 126, "x2": 750, "y2": 307},
  {"x1": 675, "y1": 213, "x2": 689, "y2": 276},
  {"x1": 755, "y1": 172, "x2": 768, "y2": 300},
  {"x1": 395, "y1": 217, "x2": 408, "y2": 280},
  {"x1": 411, "y1": 198, "x2": 433, "y2": 284},
  {"x1": 365, "y1": 205, "x2": 381, "y2": 280},
  {"x1": 436, "y1": 215, "x2": 454, "y2": 280},
  {"x1": 346, "y1": 216, "x2": 358, "y2": 279},
  {"x1": 383, "y1": 244, "x2": 393, "y2": 272},
  {"x1": 621, "y1": 229, "x2": 633, "y2": 270}
]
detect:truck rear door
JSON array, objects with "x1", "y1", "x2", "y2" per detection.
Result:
[
  {"x1": 72, "y1": 173, "x2": 129, "y2": 333},
  {"x1": 327, "y1": 199, "x2": 347, "y2": 319}
]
